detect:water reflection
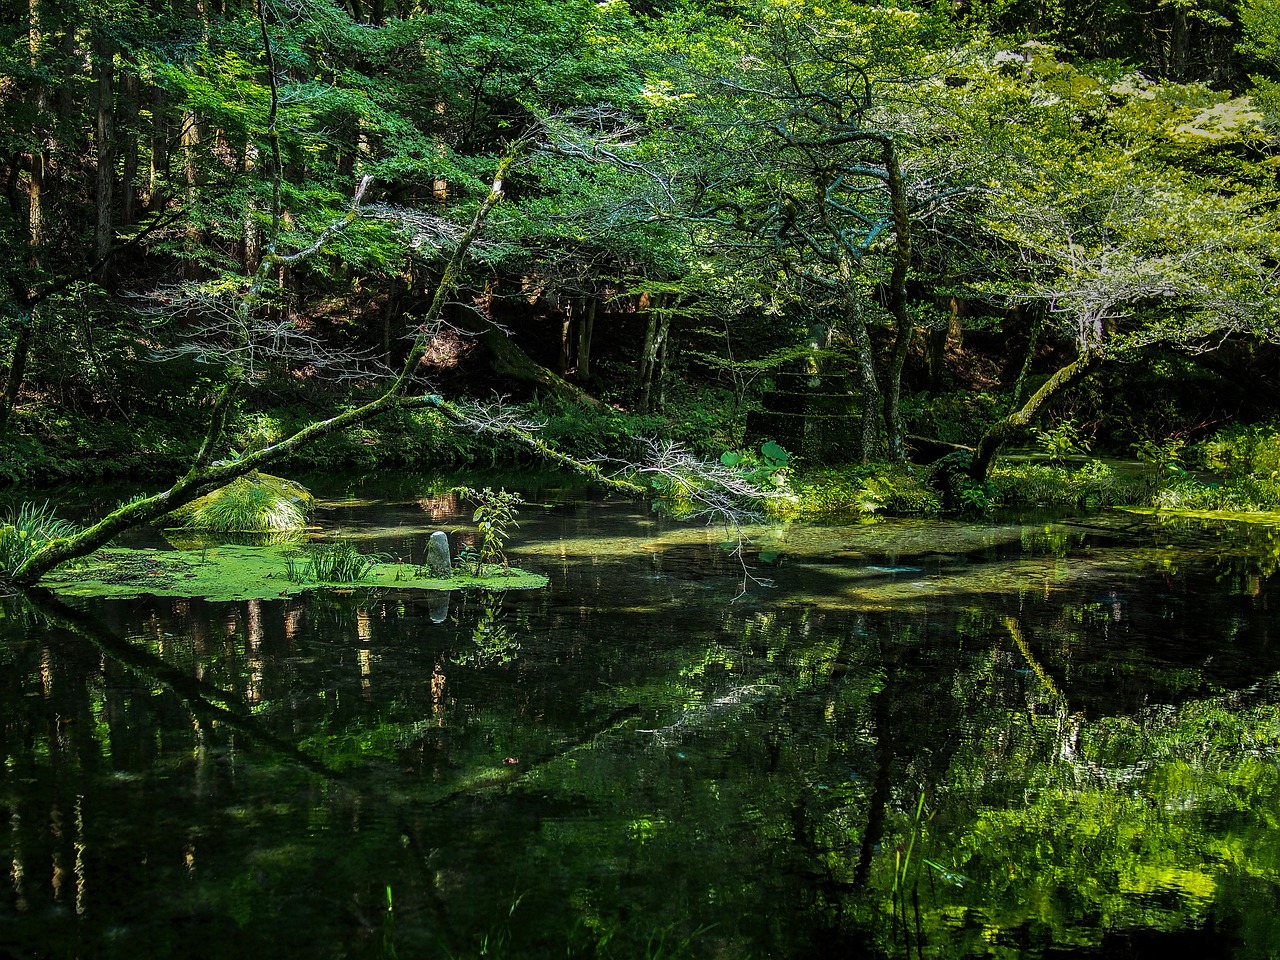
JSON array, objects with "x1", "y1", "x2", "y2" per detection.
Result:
[{"x1": 0, "y1": 499, "x2": 1277, "y2": 958}]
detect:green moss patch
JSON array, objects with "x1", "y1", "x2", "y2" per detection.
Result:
[
  {"x1": 1122, "y1": 507, "x2": 1280, "y2": 525},
  {"x1": 40, "y1": 544, "x2": 547, "y2": 601},
  {"x1": 168, "y1": 473, "x2": 316, "y2": 533}
]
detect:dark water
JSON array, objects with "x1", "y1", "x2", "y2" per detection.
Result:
[{"x1": 2, "y1": 478, "x2": 1279, "y2": 959}]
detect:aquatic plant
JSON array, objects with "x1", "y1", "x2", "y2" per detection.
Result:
[
  {"x1": 0, "y1": 502, "x2": 80, "y2": 579},
  {"x1": 285, "y1": 539, "x2": 380, "y2": 584},
  {"x1": 454, "y1": 486, "x2": 523, "y2": 576},
  {"x1": 170, "y1": 472, "x2": 315, "y2": 533},
  {"x1": 40, "y1": 543, "x2": 547, "y2": 599}
]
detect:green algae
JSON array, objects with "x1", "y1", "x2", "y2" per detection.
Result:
[
  {"x1": 1123, "y1": 506, "x2": 1280, "y2": 525},
  {"x1": 40, "y1": 544, "x2": 547, "y2": 601}
]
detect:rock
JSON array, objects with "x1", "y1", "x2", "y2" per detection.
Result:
[
  {"x1": 426, "y1": 530, "x2": 452, "y2": 578},
  {"x1": 428, "y1": 592, "x2": 450, "y2": 624}
]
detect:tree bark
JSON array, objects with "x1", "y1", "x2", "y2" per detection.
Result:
[
  {"x1": 119, "y1": 71, "x2": 140, "y2": 228},
  {"x1": 1008, "y1": 302, "x2": 1044, "y2": 411},
  {"x1": 638, "y1": 295, "x2": 670, "y2": 414},
  {"x1": 841, "y1": 278, "x2": 881, "y2": 465},
  {"x1": 0, "y1": 320, "x2": 34, "y2": 443},
  {"x1": 2, "y1": 0, "x2": 49, "y2": 443},
  {"x1": 93, "y1": 30, "x2": 116, "y2": 269},
  {"x1": 967, "y1": 349, "x2": 1097, "y2": 482},
  {"x1": 576, "y1": 296, "x2": 595, "y2": 380},
  {"x1": 558, "y1": 301, "x2": 573, "y2": 375},
  {"x1": 877, "y1": 138, "x2": 913, "y2": 463},
  {"x1": 148, "y1": 85, "x2": 169, "y2": 210}
]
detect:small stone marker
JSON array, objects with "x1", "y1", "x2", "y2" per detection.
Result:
[
  {"x1": 427, "y1": 530, "x2": 452, "y2": 578},
  {"x1": 428, "y1": 592, "x2": 450, "y2": 624}
]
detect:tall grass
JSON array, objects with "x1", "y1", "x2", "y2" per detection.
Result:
[
  {"x1": 173, "y1": 474, "x2": 312, "y2": 533},
  {"x1": 285, "y1": 539, "x2": 379, "y2": 584},
  {"x1": 0, "y1": 502, "x2": 80, "y2": 579}
]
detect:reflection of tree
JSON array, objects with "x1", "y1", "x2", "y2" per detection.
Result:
[{"x1": 3, "y1": 510, "x2": 1280, "y2": 958}]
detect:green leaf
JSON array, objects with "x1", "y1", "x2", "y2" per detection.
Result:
[{"x1": 760, "y1": 440, "x2": 790, "y2": 466}]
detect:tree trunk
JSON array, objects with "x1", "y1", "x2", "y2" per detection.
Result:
[
  {"x1": 655, "y1": 314, "x2": 670, "y2": 411},
  {"x1": 1008, "y1": 302, "x2": 1043, "y2": 411},
  {"x1": 576, "y1": 296, "x2": 595, "y2": 380},
  {"x1": 119, "y1": 71, "x2": 140, "y2": 228},
  {"x1": 0, "y1": 320, "x2": 34, "y2": 443},
  {"x1": 968, "y1": 349, "x2": 1097, "y2": 482},
  {"x1": 840, "y1": 278, "x2": 881, "y2": 464},
  {"x1": 3, "y1": 0, "x2": 49, "y2": 444},
  {"x1": 558, "y1": 301, "x2": 573, "y2": 375},
  {"x1": 93, "y1": 30, "x2": 116, "y2": 270},
  {"x1": 927, "y1": 296, "x2": 963, "y2": 394},
  {"x1": 637, "y1": 292, "x2": 659, "y2": 409},
  {"x1": 148, "y1": 86, "x2": 169, "y2": 211},
  {"x1": 878, "y1": 138, "x2": 913, "y2": 464},
  {"x1": 181, "y1": 106, "x2": 202, "y2": 279},
  {"x1": 638, "y1": 294, "x2": 670, "y2": 414},
  {"x1": 463, "y1": 314, "x2": 603, "y2": 410}
]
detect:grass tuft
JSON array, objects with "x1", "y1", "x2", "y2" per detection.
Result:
[{"x1": 0, "y1": 502, "x2": 80, "y2": 579}]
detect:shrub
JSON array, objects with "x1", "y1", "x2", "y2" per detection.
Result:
[
  {"x1": 1153, "y1": 422, "x2": 1280, "y2": 511},
  {"x1": 1035, "y1": 419, "x2": 1092, "y2": 464},
  {"x1": 787, "y1": 465, "x2": 941, "y2": 521},
  {"x1": 454, "y1": 486, "x2": 523, "y2": 576}
]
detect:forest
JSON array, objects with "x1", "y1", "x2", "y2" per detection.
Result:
[{"x1": 3, "y1": 0, "x2": 1280, "y2": 537}]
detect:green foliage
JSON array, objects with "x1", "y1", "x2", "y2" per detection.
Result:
[
  {"x1": 787, "y1": 465, "x2": 942, "y2": 521},
  {"x1": 1035, "y1": 419, "x2": 1092, "y2": 464},
  {"x1": 1133, "y1": 436, "x2": 1187, "y2": 476},
  {"x1": 989, "y1": 459, "x2": 1144, "y2": 509},
  {"x1": 171, "y1": 474, "x2": 314, "y2": 533},
  {"x1": 903, "y1": 391, "x2": 1004, "y2": 446},
  {"x1": 0, "y1": 502, "x2": 79, "y2": 579},
  {"x1": 454, "y1": 487, "x2": 523, "y2": 576},
  {"x1": 534, "y1": 399, "x2": 667, "y2": 461},
  {"x1": 1192, "y1": 422, "x2": 1280, "y2": 481},
  {"x1": 1147, "y1": 423, "x2": 1280, "y2": 511},
  {"x1": 285, "y1": 539, "x2": 381, "y2": 584},
  {"x1": 721, "y1": 440, "x2": 792, "y2": 492}
]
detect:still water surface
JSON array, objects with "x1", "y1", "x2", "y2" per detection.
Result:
[{"x1": 2, "y1": 475, "x2": 1278, "y2": 958}]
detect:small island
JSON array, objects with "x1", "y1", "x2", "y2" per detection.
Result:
[{"x1": 40, "y1": 542, "x2": 547, "y2": 602}]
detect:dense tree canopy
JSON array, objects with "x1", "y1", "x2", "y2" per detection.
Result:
[{"x1": 2, "y1": 0, "x2": 1280, "y2": 531}]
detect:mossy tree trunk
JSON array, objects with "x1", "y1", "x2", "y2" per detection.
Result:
[
  {"x1": 967, "y1": 349, "x2": 1098, "y2": 482},
  {"x1": 462, "y1": 312, "x2": 603, "y2": 410}
]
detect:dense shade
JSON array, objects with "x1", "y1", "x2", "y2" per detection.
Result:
[{"x1": 1, "y1": 477, "x2": 1278, "y2": 958}]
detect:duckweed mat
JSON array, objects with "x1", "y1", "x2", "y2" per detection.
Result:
[{"x1": 41, "y1": 544, "x2": 547, "y2": 601}]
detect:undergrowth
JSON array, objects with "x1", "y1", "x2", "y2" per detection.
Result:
[{"x1": 0, "y1": 502, "x2": 80, "y2": 579}]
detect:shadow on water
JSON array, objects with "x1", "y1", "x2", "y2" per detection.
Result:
[{"x1": 1, "y1": 486, "x2": 1279, "y2": 959}]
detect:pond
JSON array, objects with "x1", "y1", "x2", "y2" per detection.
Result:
[{"x1": 2, "y1": 475, "x2": 1279, "y2": 959}]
